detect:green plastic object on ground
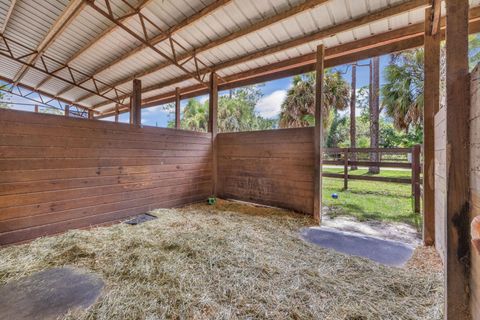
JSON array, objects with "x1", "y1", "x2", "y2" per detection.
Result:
[{"x1": 208, "y1": 197, "x2": 216, "y2": 205}]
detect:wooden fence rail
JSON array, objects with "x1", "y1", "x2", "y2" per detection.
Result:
[{"x1": 322, "y1": 145, "x2": 422, "y2": 213}]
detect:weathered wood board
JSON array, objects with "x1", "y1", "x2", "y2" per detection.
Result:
[
  {"x1": 216, "y1": 127, "x2": 314, "y2": 214},
  {"x1": 0, "y1": 109, "x2": 213, "y2": 245}
]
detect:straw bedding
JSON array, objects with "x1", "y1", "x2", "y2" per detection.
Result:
[{"x1": 0, "y1": 200, "x2": 443, "y2": 319}]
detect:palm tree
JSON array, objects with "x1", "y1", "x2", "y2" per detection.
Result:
[
  {"x1": 279, "y1": 70, "x2": 350, "y2": 129},
  {"x1": 381, "y1": 49, "x2": 424, "y2": 133},
  {"x1": 181, "y1": 98, "x2": 209, "y2": 132}
]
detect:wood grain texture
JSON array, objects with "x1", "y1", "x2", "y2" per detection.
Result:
[
  {"x1": 314, "y1": 45, "x2": 324, "y2": 222},
  {"x1": 445, "y1": 0, "x2": 471, "y2": 317},
  {"x1": 470, "y1": 64, "x2": 480, "y2": 320},
  {"x1": 423, "y1": 6, "x2": 441, "y2": 245},
  {"x1": 434, "y1": 106, "x2": 446, "y2": 263},
  {"x1": 0, "y1": 109, "x2": 212, "y2": 245},
  {"x1": 216, "y1": 128, "x2": 314, "y2": 214}
]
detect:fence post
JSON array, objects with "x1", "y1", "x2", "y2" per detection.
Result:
[
  {"x1": 412, "y1": 144, "x2": 421, "y2": 213},
  {"x1": 344, "y1": 149, "x2": 348, "y2": 190}
]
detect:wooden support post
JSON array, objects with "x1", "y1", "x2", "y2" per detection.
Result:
[
  {"x1": 411, "y1": 144, "x2": 421, "y2": 214},
  {"x1": 131, "y1": 79, "x2": 142, "y2": 127},
  {"x1": 88, "y1": 110, "x2": 93, "y2": 119},
  {"x1": 344, "y1": 149, "x2": 348, "y2": 190},
  {"x1": 64, "y1": 105, "x2": 69, "y2": 117},
  {"x1": 209, "y1": 73, "x2": 218, "y2": 196},
  {"x1": 175, "y1": 87, "x2": 181, "y2": 129},
  {"x1": 445, "y1": 0, "x2": 471, "y2": 318},
  {"x1": 115, "y1": 104, "x2": 119, "y2": 123},
  {"x1": 424, "y1": 6, "x2": 440, "y2": 245},
  {"x1": 34, "y1": 104, "x2": 38, "y2": 113},
  {"x1": 314, "y1": 45, "x2": 324, "y2": 222}
]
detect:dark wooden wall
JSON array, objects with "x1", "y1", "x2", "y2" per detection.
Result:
[
  {"x1": 0, "y1": 109, "x2": 212, "y2": 245},
  {"x1": 216, "y1": 127, "x2": 314, "y2": 214}
]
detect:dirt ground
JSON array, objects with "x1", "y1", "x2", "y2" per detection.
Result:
[{"x1": 0, "y1": 200, "x2": 443, "y2": 320}]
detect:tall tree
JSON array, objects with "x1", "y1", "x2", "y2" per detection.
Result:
[
  {"x1": 349, "y1": 63, "x2": 357, "y2": 170},
  {"x1": 279, "y1": 70, "x2": 350, "y2": 131},
  {"x1": 169, "y1": 86, "x2": 275, "y2": 132},
  {"x1": 369, "y1": 57, "x2": 380, "y2": 174}
]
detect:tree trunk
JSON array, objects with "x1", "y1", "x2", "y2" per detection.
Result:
[
  {"x1": 369, "y1": 57, "x2": 380, "y2": 174},
  {"x1": 350, "y1": 63, "x2": 357, "y2": 170}
]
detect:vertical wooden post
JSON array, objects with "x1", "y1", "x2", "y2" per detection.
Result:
[
  {"x1": 175, "y1": 87, "x2": 181, "y2": 129},
  {"x1": 343, "y1": 149, "x2": 348, "y2": 190},
  {"x1": 64, "y1": 105, "x2": 69, "y2": 117},
  {"x1": 314, "y1": 45, "x2": 324, "y2": 222},
  {"x1": 115, "y1": 104, "x2": 119, "y2": 123},
  {"x1": 34, "y1": 104, "x2": 38, "y2": 113},
  {"x1": 209, "y1": 73, "x2": 218, "y2": 196},
  {"x1": 88, "y1": 110, "x2": 94, "y2": 119},
  {"x1": 131, "y1": 79, "x2": 142, "y2": 127},
  {"x1": 424, "y1": 6, "x2": 440, "y2": 245},
  {"x1": 411, "y1": 144, "x2": 421, "y2": 214},
  {"x1": 445, "y1": 0, "x2": 471, "y2": 318},
  {"x1": 350, "y1": 63, "x2": 357, "y2": 170}
]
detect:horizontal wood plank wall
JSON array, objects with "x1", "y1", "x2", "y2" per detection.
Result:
[
  {"x1": 216, "y1": 127, "x2": 314, "y2": 214},
  {"x1": 434, "y1": 105, "x2": 446, "y2": 262},
  {"x1": 0, "y1": 109, "x2": 212, "y2": 245},
  {"x1": 470, "y1": 65, "x2": 480, "y2": 319}
]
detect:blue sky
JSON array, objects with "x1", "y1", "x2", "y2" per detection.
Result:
[
  {"x1": 135, "y1": 56, "x2": 390, "y2": 128},
  {"x1": 1, "y1": 56, "x2": 390, "y2": 127}
]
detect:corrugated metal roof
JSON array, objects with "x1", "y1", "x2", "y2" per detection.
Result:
[{"x1": 0, "y1": 0, "x2": 477, "y2": 114}]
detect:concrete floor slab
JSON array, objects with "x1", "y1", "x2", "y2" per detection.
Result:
[
  {"x1": 300, "y1": 227, "x2": 414, "y2": 267},
  {"x1": 0, "y1": 267, "x2": 104, "y2": 320}
]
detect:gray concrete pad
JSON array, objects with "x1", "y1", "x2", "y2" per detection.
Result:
[
  {"x1": 300, "y1": 227, "x2": 414, "y2": 267},
  {"x1": 0, "y1": 267, "x2": 104, "y2": 320}
]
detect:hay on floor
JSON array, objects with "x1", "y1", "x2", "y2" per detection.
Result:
[{"x1": 0, "y1": 200, "x2": 443, "y2": 319}]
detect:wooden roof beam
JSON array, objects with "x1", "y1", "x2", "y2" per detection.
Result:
[
  {"x1": 97, "y1": 9, "x2": 480, "y2": 118},
  {"x1": 36, "y1": 0, "x2": 153, "y2": 91},
  {"x1": 429, "y1": 0, "x2": 442, "y2": 35},
  {"x1": 77, "y1": 0, "x2": 330, "y2": 103},
  {"x1": 91, "y1": 0, "x2": 430, "y2": 109},
  {"x1": 0, "y1": 0, "x2": 17, "y2": 34},
  {"x1": 12, "y1": 0, "x2": 86, "y2": 86}
]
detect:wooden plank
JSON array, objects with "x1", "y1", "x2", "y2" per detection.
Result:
[
  {"x1": 131, "y1": 79, "x2": 142, "y2": 127},
  {"x1": 175, "y1": 87, "x2": 181, "y2": 129},
  {"x1": 412, "y1": 144, "x2": 421, "y2": 213},
  {"x1": 314, "y1": 45, "x2": 324, "y2": 222},
  {"x1": 424, "y1": 5, "x2": 440, "y2": 245},
  {"x1": 322, "y1": 173, "x2": 411, "y2": 184},
  {"x1": 0, "y1": 108, "x2": 213, "y2": 244},
  {"x1": 209, "y1": 73, "x2": 218, "y2": 196},
  {"x1": 445, "y1": 0, "x2": 471, "y2": 318}
]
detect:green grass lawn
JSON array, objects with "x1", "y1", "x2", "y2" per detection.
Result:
[{"x1": 322, "y1": 167, "x2": 421, "y2": 229}]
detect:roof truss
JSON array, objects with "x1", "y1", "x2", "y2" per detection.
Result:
[
  {"x1": 0, "y1": 0, "x2": 17, "y2": 34},
  {"x1": 0, "y1": 34, "x2": 129, "y2": 105},
  {"x1": 78, "y1": 0, "x2": 329, "y2": 103},
  {"x1": 12, "y1": 0, "x2": 86, "y2": 86},
  {"x1": 92, "y1": 0, "x2": 430, "y2": 110},
  {"x1": 97, "y1": 6, "x2": 480, "y2": 118}
]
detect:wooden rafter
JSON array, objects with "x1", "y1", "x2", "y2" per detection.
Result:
[
  {"x1": 85, "y1": 0, "x2": 222, "y2": 90},
  {"x1": 97, "y1": 10, "x2": 480, "y2": 118},
  {"x1": 0, "y1": 75, "x2": 93, "y2": 113},
  {"x1": 38, "y1": 0, "x2": 154, "y2": 92},
  {"x1": 0, "y1": 0, "x2": 17, "y2": 34},
  {"x1": 12, "y1": 0, "x2": 86, "y2": 86},
  {"x1": 77, "y1": 0, "x2": 329, "y2": 103},
  {"x1": 91, "y1": 0, "x2": 429, "y2": 109},
  {"x1": 0, "y1": 34, "x2": 129, "y2": 105},
  {"x1": 54, "y1": 0, "x2": 232, "y2": 98},
  {"x1": 430, "y1": 0, "x2": 442, "y2": 35}
]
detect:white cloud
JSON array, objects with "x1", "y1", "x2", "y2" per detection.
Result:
[{"x1": 255, "y1": 90, "x2": 286, "y2": 119}]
